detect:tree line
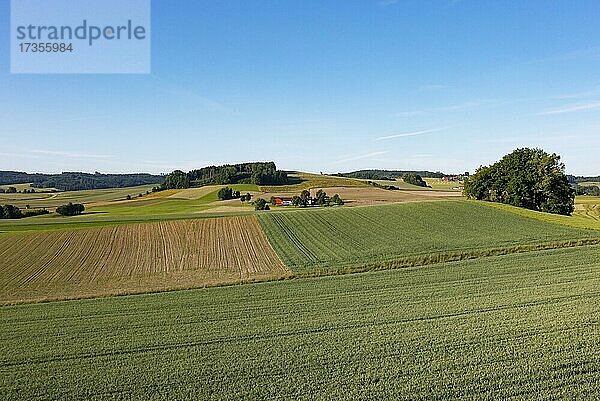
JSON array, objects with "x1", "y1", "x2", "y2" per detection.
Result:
[
  {"x1": 0, "y1": 171, "x2": 163, "y2": 191},
  {"x1": 0, "y1": 202, "x2": 85, "y2": 219},
  {"x1": 0, "y1": 205, "x2": 50, "y2": 219},
  {"x1": 573, "y1": 184, "x2": 600, "y2": 196},
  {"x1": 338, "y1": 169, "x2": 445, "y2": 180}
]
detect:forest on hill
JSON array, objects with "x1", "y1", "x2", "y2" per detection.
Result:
[{"x1": 0, "y1": 171, "x2": 164, "y2": 191}]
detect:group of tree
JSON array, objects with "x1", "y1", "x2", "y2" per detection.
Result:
[
  {"x1": 0, "y1": 171, "x2": 163, "y2": 191},
  {"x1": 56, "y1": 203, "x2": 85, "y2": 216},
  {"x1": 0, "y1": 205, "x2": 49, "y2": 219},
  {"x1": 402, "y1": 173, "x2": 430, "y2": 188},
  {"x1": 566, "y1": 175, "x2": 600, "y2": 184},
  {"x1": 338, "y1": 169, "x2": 445, "y2": 180},
  {"x1": 161, "y1": 170, "x2": 189, "y2": 189},
  {"x1": 253, "y1": 198, "x2": 270, "y2": 210},
  {"x1": 0, "y1": 205, "x2": 22, "y2": 219},
  {"x1": 217, "y1": 187, "x2": 240, "y2": 200},
  {"x1": 572, "y1": 184, "x2": 600, "y2": 196},
  {"x1": 0, "y1": 187, "x2": 40, "y2": 194},
  {"x1": 366, "y1": 181, "x2": 399, "y2": 191},
  {"x1": 463, "y1": 148, "x2": 574, "y2": 215},
  {"x1": 272, "y1": 189, "x2": 343, "y2": 207},
  {"x1": 162, "y1": 162, "x2": 289, "y2": 190}
]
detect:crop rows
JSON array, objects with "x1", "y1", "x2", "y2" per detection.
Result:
[
  {"x1": 2, "y1": 245, "x2": 600, "y2": 399},
  {"x1": 0, "y1": 216, "x2": 288, "y2": 304},
  {"x1": 258, "y1": 200, "x2": 598, "y2": 272}
]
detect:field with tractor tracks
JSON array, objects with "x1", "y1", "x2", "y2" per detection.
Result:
[
  {"x1": 2, "y1": 245, "x2": 600, "y2": 400},
  {"x1": 0, "y1": 215, "x2": 287, "y2": 304}
]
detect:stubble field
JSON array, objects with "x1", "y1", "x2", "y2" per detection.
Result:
[{"x1": 0, "y1": 215, "x2": 288, "y2": 304}]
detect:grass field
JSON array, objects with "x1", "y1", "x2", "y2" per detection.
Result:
[
  {"x1": 0, "y1": 216, "x2": 287, "y2": 304},
  {"x1": 260, "y1": 172, "x2": 369, "y2": 192},
  {"x1": 258, "y1": 200, "x2": 597, "y2": 272},
  {"x1": 0, "y1": 184, "x2": 157, "y2": 209},
  {"x1": 2, "y1": 245, "x2": 600, "y2": 400},
  {"x1": 483, "y1": 199, "x2": 600, "y2": 231},
  {"x1": 424, "y1": 177, "x2": 463, "y2": 191}
]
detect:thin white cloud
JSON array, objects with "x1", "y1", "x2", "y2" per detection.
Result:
[
  {"x1": 537, "y1": 101, "x2": 600, "y2": 115},
  {"x1": 419, "y1": 84, "x2": 448, "y2": 91},
  {"x1": 396, "y1": 99, "x2": 501, "y2": 116},
  {"x1": 395, "y1": 111, "x2": 425, "y2": 117},
  {"x1": 375, "y1": 128, "x2": 443, "y2": 141},
  {"x1": 29, "y1": 149, "x2": 115, "y2": 159},
  {"x1": 332, "y1": 151, "x2": 389, "y2": 165}
]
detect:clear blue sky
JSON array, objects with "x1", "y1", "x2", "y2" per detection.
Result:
[{"x1": 1, "y1": 0, "x2": 599, "y2": 175}]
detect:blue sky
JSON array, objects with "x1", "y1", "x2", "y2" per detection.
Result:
[{"x1": 1, "y1": 0, "x2": 600, "y2": 175}]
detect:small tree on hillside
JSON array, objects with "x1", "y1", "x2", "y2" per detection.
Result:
[
  {"x1": 315, "y1": 189, "x2": 328, "y2": 205},
  {"x1": 56, "y1": 202, "x2": 85, "y2": 216},
  {"x1": 331, "y1": 194, "x2": 344, "y2": 206},
  {"x1": 217, "y1": 187, "x2": 233, "y2": 200},
  {"x1": 254, "y1": 198, "x2": 269, "y2": 210},
  {"x1": 300, "y1": 190, "x2": 311, "y2": 206}
]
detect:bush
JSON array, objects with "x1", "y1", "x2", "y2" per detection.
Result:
[
  {"x1": 254, "y1": 198, "x2": 269, "y2": 210},
  {"x1": 21, "y1": 209, "x2": 50, "y2": 218},
  {"x1": 331, "y1": 194, "x2": 344, "y2": 205},
  {"x1": 56, "y1": 202, "x2": 85, "y2": 216}
]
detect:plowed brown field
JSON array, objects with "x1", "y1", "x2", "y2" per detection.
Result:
[{"x1": 0, "y1": 216, "x2": 288, "y2": 304}]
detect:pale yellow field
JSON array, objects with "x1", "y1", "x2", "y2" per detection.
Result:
[
  {"x1": 167, "y1": 186, "x2": 219, "y2": 200},
  {"x1": 260, "y1": 186, "x2": 462, "y2": 206},
  {"x1": 0, "y1": 216, "x2": 289, "y2": 304}
]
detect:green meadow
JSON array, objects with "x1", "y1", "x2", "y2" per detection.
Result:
[
  {"x1": 258, "y1": 200, "x2": 598, "y2": 272},
  {"x1": 2, "y1": 245, "x2": 600, "y2": 400}
]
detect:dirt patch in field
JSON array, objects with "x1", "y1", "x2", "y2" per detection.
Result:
[{"x1": 0, "y1": 216, "x2": 289, "y2": 304}]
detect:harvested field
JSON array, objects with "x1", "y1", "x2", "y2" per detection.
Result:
[
  {"x1": 0, "y1": 216, "x2": 288, "y2": 304},
  {"x1": 259, "y1": 186, "x2": 461, "y2": 206},
  {"x1": 168, "y1": 186, "x2": 219, "y2": 200}
]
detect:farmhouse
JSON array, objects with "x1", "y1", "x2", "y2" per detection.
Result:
[{"x1": 274, "y1": 197, "x2": 293, "y2": 206}]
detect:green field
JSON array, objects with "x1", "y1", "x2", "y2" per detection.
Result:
[
  {"x1": 424, "y1": 177, "x2": 463, "y2": 191},
  {"x1": 2, "y1": 245, "x2": 600, "y2": 400},
  {"x1": 484, "y1": 199, "x2": 600, "y2": 231},
  {"x1": 258, "y1": 200, "x2": 598, "y2": 272},
  {"x1": 0, "y1": 184, "x2": 157, "y2": 209},
  {"x1": 260, "y1": 172, "x2": 369, "y2": 192},
  {"x1": 0, "y1": 184, "x2": 260, "y2": 232}
]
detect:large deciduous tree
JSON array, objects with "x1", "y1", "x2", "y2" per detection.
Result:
[{"x1": 463, "y1": 148, "x2": 574, "y2": 215}]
